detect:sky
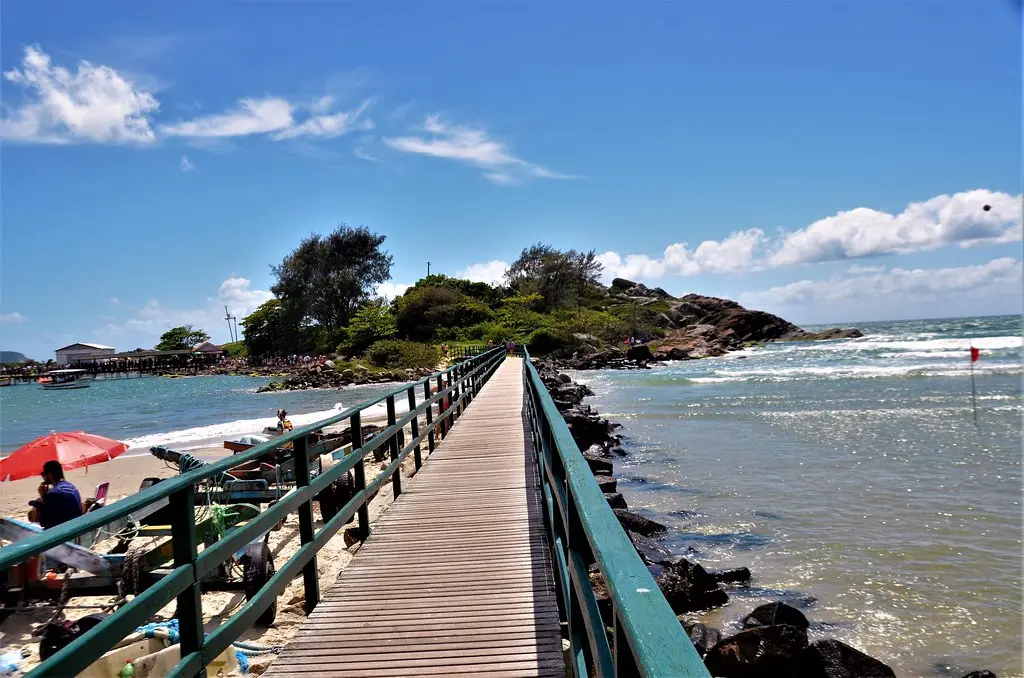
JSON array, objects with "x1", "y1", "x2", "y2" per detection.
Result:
[{"x1": 1, "y1": 1, "x2": 1021, "y2": 360}]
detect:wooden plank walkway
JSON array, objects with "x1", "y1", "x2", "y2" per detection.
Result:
[{"x1": 264, "y1": 357, "x2": 565, "y2": 677}]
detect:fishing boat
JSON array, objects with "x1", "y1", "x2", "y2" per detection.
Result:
[
  {"x1": 38, "y1": 369, "x2": 92, "y2": 390},
  {"x1": 0, "y1": 377, "x2": 11, "y2": 387}
]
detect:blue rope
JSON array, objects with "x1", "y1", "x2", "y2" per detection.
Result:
[{"x1": 131, "y1": 619, "x2": 281, "y2": 674}]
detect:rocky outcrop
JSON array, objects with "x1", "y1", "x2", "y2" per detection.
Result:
[
  {"x1": 704, "y1": 624, "x2": 810, "y2": 677},
  {"x1": 257, "y1": 364, "x2": 434, "y2": 392},
  {"x1": 654, "y1": 558, "x2": 729, "y2": 613},
  {"x1": 795, "y1": 640, "x2": 897, "y2": 678},
  {"x1": 742, "y1": 602, "x2": 810, "y2": 630}
]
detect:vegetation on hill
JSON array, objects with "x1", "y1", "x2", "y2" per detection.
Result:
[{"x1": 156, "y1": 325, "x2": 210, "y2": 351}]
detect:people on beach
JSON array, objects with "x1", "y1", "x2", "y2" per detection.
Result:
[
  {"x1": 506, "y1": 340, "x2": 515, "y2": 356},
  {"x1": 28, "y1": 461, "x2": 83, "y2": 529},
  {"x1": 487, "y1": 340, "x2": 494, "y2": 348},
  {"x1": 276, "y1": 408, "x2": 293, "y2": 433}
]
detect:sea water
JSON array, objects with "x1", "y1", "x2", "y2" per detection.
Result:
[{"x1": 572, "y1": 315, "x2": 1022, "y2": 677}]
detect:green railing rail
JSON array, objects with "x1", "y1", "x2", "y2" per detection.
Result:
[
  {"x1": 0, "y1": 347, "x2": 506, "y2": 678},
  {"x1": 521, "y1": 347, "x2": 711, "y2": 677},
  {"x1": 450, "y1": 344, "x2": 489, "y2": 360}
]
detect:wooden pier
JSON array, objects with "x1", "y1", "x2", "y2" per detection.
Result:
[{"x1": 264, "y1": 357, "x2": 565, "y2": 677}]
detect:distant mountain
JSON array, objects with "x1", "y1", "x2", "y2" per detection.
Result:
[{"x1": 0, "y1": 351, "x2": 28, "y2": 363}]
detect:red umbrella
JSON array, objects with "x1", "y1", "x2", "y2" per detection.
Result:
[{"x1": 1, "y1": 431, "x2": 129, "y2": 481}]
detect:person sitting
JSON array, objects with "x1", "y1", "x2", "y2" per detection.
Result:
[
  {"x1": 28, "y1": 461, "x2": 83, "y2": 529},
  {"x1": 276, "y1": 408, "x2": 293, "y2": 433}
]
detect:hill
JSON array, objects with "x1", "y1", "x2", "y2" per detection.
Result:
[{"x1": 0, "y1": 351, "x2": 28, "y2": 364}]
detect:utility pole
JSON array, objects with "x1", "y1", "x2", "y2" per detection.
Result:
[
  {"x1": 427, "y1": 261, "x2": 431, "y2": 277},
  {"x1": 224, "y1": 306, "x2": 238, "y2": 343}
]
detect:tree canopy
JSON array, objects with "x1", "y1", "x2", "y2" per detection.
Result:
[
  {"x1": 241, "y1": 299, "x2": 291, "y2": 357},
  {"x1": 505, "y1": 244, "x2": 603, "y2": 311},
  {"x1": 271, "y1": 225, "x2": 393, "y2": 331},
  {"x1": 156, "y1": 325, "x2": 209, "y2": 351}
]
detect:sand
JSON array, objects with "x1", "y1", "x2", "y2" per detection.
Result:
[{"x1": 0, "y1": 415, "x2": 422, "y2": 676}]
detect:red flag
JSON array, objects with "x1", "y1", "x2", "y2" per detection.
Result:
[{"x1": 970, "y1": 346, "x2": 980, "y2": 363}]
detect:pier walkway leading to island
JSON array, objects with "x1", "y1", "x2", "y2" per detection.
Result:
[{"x1": 0, "y1": 348, "x2": 709, "y2": 678}]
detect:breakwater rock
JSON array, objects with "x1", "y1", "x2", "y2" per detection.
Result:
[
  {"x1": 532, "y1": 357, "x2": 907, "y2": 678},
  {"x1": 257, "y1": 364, "x2": 435, "y2": 392}
]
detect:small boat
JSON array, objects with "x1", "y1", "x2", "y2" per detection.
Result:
[
  {"x1": 0, "y1": 377, "x2": 11, "y2": 387},
  {"x1": 39, "y1": 369, "x2": 92, "y2": 390}
]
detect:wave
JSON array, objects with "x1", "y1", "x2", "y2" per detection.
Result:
[
  {"x1": 121, "y1": 399, "x2": 407, "y2": 451},
  {"x1": 679, "y1": 362, "x2": 1022, "y2": 384}
]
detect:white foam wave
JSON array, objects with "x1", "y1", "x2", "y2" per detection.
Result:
[
  {"x1": 759, "y1": 334, "x2": 1022, "y2": 356},
  {"x1": 120, "y1": 400, "x2": 403, "y2": 451},
  {"x1": 684, "y1": 362, "x2": 1021, "y2": 384}
]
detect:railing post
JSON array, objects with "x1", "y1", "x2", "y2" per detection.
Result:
[
  {"x1": 351, "y1": 412, "x2": 370, "y2": 540},
  {"x1": 293, "y1": 434, "x2": 320, "y2": 613},
  {"x1": 408, "y1": 385, "x2": 422, "y2": 470},
  {"x1": 169, "y1": 486, "x2": 204, "y2": 677},
  {"x1": 386, "y1": 395, "x2": 402, "y2": 498},
  {"x1": 436, "y1": 374, "x2": 447, "y2": 439},
  {"x1": 423, "y1": 381, "x2": 435, "y2": 454},
  {"x1": 453, "y1": 364, "x2": 462, "y2": 419}
]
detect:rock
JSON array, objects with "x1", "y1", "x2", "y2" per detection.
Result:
[
  {"x1": 613, "y1": 509, "x2": 667, "y2": 536},
  {"x1": 742, "y1": 602, "x2": 809, "y2": 630},
  {"x1": 563, "y1": 410, "x2": 616, "y2": 451},
  {"x1": 962, "y1": 673, "x2": 997, "y2": 678},
  {"x1": 708, "y1": 567, "x2": 751, "y2": 585},
  {"x1": 780, "y1": 328, "x2": 864, "y2": 341},
  {"x1": 557, "y1": 372, "x2": 572, "y2": 384},
  {"x1": 794, "y1": 639, "x2": 896, "y2": 677},
  {"x1": 585, "y1": 444, "x2": 613, "y2": 459},
  {"x1": 627, "y1": 530, "x2": 672, "y2": 565},
  {"x1": 606, "y1": 445, "x2": 627, "y2": 456},
  {"x1": 595, "y1": 476, "x2": 617, "y2": 493},
  {"x1": 655, "y1": 558, "x2": 728, "y2": 613},
  {"x1": 704, "y1": 624, "x2": 809, "y2": 677},
  {"x1": 604, "y1": 492, "x2": 628, "y2": 509},
  {"x1": 683, "y1": 622, "x2": 721, "y2": 658},
  {"x1": 626, "y1": 344, "x2": 653, "y2": 361},
  {"x1": 343, "y1": 527, "x2": 361, "y2": 547},
  {"x1": 583, "y1": 452, "x2": 613, "y2": 475}
]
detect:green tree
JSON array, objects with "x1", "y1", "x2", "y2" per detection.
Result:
[
  {"x1": 505, "y1": 244, "x2": 603, "y2": 311},
  {"x1": 394, "y1": 286, "x2": 492, "y2": 342},
  {"x1": 271, "y1": 224, "x2": 393, "y2": 331},
  {"x1": 155, "y1": 325, "x2": 210, "y2": 351},
  {"x1": 345, "y1": 299, "x2": 398, "y2": 354},
  {"x1": 241, "y1": 300, "x2": 291, "y2": 357}
]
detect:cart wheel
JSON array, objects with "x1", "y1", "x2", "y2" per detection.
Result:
[
  {"x1": 39, "y1": 613, "x2": 108, "y2": 660},
  {"x1": 243, "y1": 542, "x2": 276, "y2": 627}
]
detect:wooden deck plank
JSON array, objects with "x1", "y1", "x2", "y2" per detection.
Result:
[{"x1": 263, "y1": 357, "x2": 565, "y2": 678}]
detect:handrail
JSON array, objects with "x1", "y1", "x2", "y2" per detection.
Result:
[
  {"x1": 0, "y1": 347, "x2": 507, "y2": 677},
  {"x1": 521, "y1": 347, "x2": 710, "y2": 677}
]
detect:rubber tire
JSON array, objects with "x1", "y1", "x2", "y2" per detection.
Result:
[{"x1": 243, "y1": 542, "x2": 277, "y2": 627}]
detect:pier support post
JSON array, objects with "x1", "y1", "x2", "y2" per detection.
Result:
[
  {"x1": 424, "y1": 381, "x2": 435, "y2": 454},
  {"x1": 408, "y1": 385, "x2": 422, "y2": 470},
  {"x1": 351, "y1": 412, "x2": 370, "y2": 540},
  {"x1": 386, "y1": 395, "x2": 402, "y2": 498},
  {"x1": 293, "y1": 434, "x2": 320, "y2": 613}
]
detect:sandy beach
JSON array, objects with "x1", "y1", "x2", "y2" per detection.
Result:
[{"x1": 0, "y1": 414, "x2": 419, "y2": 676}]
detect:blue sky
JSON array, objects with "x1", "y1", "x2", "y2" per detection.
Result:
[{"x1": 1, "y1": 1, "x2": 1021, "y2": 360}]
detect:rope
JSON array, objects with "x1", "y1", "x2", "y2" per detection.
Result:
[
  {"x1": 32, "y1": 567, "x2": 75, "y2": 634},
  {"x1": 129, "y1": 620, "x2": 282, "y2": 674}
]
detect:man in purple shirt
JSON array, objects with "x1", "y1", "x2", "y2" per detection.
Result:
[{"x1": 28, "y1": 461, "x2": 83, "y2": 529}]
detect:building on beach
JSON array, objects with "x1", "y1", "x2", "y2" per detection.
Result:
[
  {"x1": 192, "y1": 341, "x2": 224, "y2": 357},
  {"x1": 54, "y1": 342, "x2": 115, "y2": 365}
]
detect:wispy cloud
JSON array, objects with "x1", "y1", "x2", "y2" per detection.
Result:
[
  {"x1": 162, "y1": 96, "x2": 374, "y2": 141},
  {"x1": 375, "y1": 282, "x2": 411, "y2": 299},
  {"x1": 594, "y1": 190, "x2": 1023, "y2": 281},
  {"x1": 0, "y1": 45, "x2": 159, "y2": 145},
  {"x1": 384, "y1": 114, "x2": 578, "y2": 186},
  {"x1": 458, "y1": 260, "x2": 509, "y2": 285},
  {"x1": 179, "y1": 154, "x2": 197, "y2": 172},
  {"x1": 0, "y1": 312, "x2": 27, "y2": 324}
]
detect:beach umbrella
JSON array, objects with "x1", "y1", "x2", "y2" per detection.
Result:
[{"x1": 1, "y1": 431, "x2": 128, "y2": 481}]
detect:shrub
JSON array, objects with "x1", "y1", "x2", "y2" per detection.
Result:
[
  {"x1": 222, "y1": 341, "x2": 248, "y2": 358},
  {"x1": 527, "y1": 327, "x2": 577, "y2": 355},
  {"x1": 550, "y1": 309, "x2": 627, "y2": 342},
  {"x1": 459, "y1": 322, "x2": 521, "y2": 344},
  {"x1": 345, "y1": 300, "x2": 397, "y2": 354},
  {"x1": 366, "y1": 340, "x2": 440, "y2": 370}
]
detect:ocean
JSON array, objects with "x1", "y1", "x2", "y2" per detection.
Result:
[
  {"x1": 572, "y1": 315, "x2": 1022, "y2": 677},
  {"x1": 0, "y1": 315, "x2": 1020, "y2": 675}
]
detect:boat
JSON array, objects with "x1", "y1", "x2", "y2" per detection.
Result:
[
  {"x1": 0, "y1": 377, "x2": 11, "y2": 387},
  {"x1": 39, "y1": 369, "x2": 92, "y2": 390}
]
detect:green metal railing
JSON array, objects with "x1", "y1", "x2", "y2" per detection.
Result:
[
  {"x1": 521, "y1": 347, "x2": 710, "y2": 677},
  {"x1": 0, "y1": 347, "x2": 506, "y2": 677}
]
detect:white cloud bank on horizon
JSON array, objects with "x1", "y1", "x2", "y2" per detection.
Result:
[
  {"x1": 96, "y1": 277, "x2": 273, "y2": 347},
  {"x1": 740, "y1": 257, "x2": 1023, "y2": 322},
  {"x1": 457, "y1": 260, "x2": 510, "y2": 285},
  {"x1": 0, "y1": 46, "x2": 373, "y2": 145},
  {"x1": 596, "y1": 189, "x2": 1022, "y2": 281},
  {"x1": 384, "y1": 115, "x2": 577, "y2": 186}
]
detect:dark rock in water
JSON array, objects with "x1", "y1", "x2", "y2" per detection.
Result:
[
  {"x1": 654, "y1": 558, "x2": 728, "y2": 613},
  {"x1": 595, "y1": 476, "x2": 617, "y2": 493},
  {"x1": 709, "y1": 567, "x2": 752, "y2": 585},
  {"x1": 704, "y1": 624, "x2": 809, "y2": 677},
  {"x1": 961, "y1": 672, "x2": 997, "y2": 678},
  {"x1": 613, "y1": 509, "x2": 667, "y2": 536},
  {"x1": 743, "y1": 601, "x2": 810, "y2": 630},
  {"x1": 557, "y1": 372, "x2": 572, "y2": 384},
  {"x1": 627, "y1": 530, "x2": 673, "y2": 565},
  {"x1": 563, "y1": 409, "x2": 616, "y2": 451},
  {"x1": 683, "y1": 622, "x2": 721, "y2": 658},
  {"x1": 585, "y1": 444, "x2": 613, "y2": 459},
  {"x1": 626, "y1": 344, "x2": 653, "y2": 361},
  {"x1": 781, "y1": 327, "x2": 864, "y2": 341},
  {"x1": 583, "y1": 452, "x2": 613, "y2": 475},
  {"x1": 606, "y1": 445, "x2": 627, "y2": 456},
  {"x1": 604, "y1": 492, "x2": 628, "y2": 509},
  {"x1": 795, "y1": 639, "x2": 896, "y2": 677}
]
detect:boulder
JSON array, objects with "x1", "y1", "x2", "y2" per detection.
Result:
[
  {"x1": 613, "y1": 509, "x2": 667, "y2": 536},
  {"x1": 604, "y1": 492, "x2": 628, "y2": 509},
  {"x1": 627, "y1": 530, "x2": 672, "y2": 565},
  {"x1": 583, "y1": 452, "x2": 614, "y2": 475},
  {"x1": 626, "y1": 344, "x2": 653, "y2": 361},
  {"x1": 683, "y1": 622, "x2": 721, "y2": 658},
  {"x1": 655, "y1": 558, "x2": 728, "y2": 613},
  {"x1": 961, "y1": 673, "x2": 997, "y2": 678},
  {"x1": 704, "y1": 624, "x2": 809, "y2": 677},
  {"x1": 794, "y1": 639, "x2": 896, "y2": 677},
  {"x1": 708, "y1": 567, "x2": 752, "y2": 585},
  {"x1": 742, "y1": 602, "x2": 809, "y2": 630},
  {"x1": 595, "y1": 476, "x2": 617, "y2": 493}
]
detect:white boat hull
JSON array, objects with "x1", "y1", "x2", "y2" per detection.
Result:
[{"x1": 41, "y1": 380, "x2": 90, "y2": 390}]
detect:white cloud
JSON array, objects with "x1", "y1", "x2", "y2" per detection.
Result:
[
  {"x1": 179, "y1": 154, "x2": 196, "y2": 172},
  {"x1": 109, "y1": 297, "x2": 122, "y2": 306},
  {"x1": 375, "y1": 282, "x2": 411, "y2": 299},
  {"x1": 0, "y1": 312, "x2": 27, "y2": 324},
  {"x1": 97, "y1": 277, "x2": 272, "y2": 346},
  {"x1": 741, "y1": 257, "x2": 1023, "y2": 312},
  {"x1": 0, "y1": 45, "x2": 159, "y2": 145},
  {"x1": 595, "y1": 190, "x2": 1022, "y2": 281},
  {"x1": 770, "y1": 189, "x2": 1022, "y2": 266},
  {"x1": 162, "y1": 96, "x2": 374, "y2": 141},
  {"x1": 384, "y1": 115, "x2": 577, "y2": 186},
  {"x1": 458, "y1": 260, "x2": 509, "y2": 285}
]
